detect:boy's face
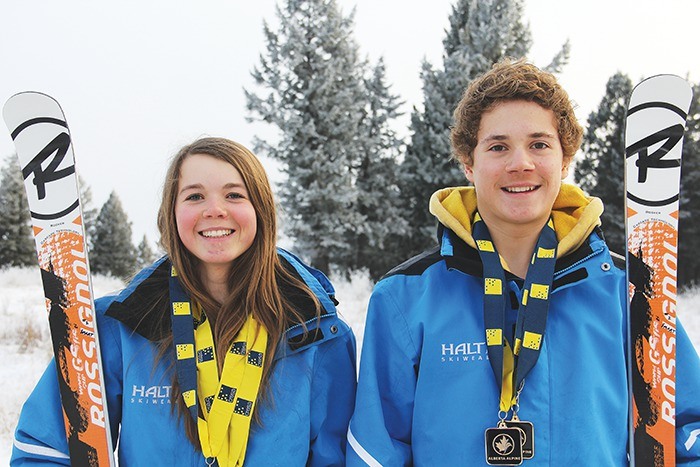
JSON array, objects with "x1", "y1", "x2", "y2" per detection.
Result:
[{"x1": 465, "y1": 100, "x2": 568, "y2": 234}]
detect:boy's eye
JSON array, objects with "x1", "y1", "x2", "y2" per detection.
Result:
[
  {"x1": 532, "y1": 142, "x2": 549, "y2": 149},
  {"x1": 489, "y1": 144, "x2": 507, "y2": 152}
]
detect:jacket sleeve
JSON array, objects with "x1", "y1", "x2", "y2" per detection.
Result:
[
  {"x1": 308, "y1": 320, "x2": 357, "y2": 467},
  {"x1": 676, "y1": 319, "x2": 700, "y2": 466},
  {"x1": 347, "y1": 280, "x2": 418, "y2": 466},
  {"x1": 11, "y1": 309, "x2": 123, "y2": 466},
  {"x1": 11, "y1": 361, "x2": 72, "y2": 466}
]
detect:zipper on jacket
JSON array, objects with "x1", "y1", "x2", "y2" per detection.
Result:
[{"x1": 553, "y1": 242, "x2": 606, "y2": 279}]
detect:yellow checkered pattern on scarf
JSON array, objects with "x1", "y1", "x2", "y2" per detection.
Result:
[
  {"x1": 523, "y1": 331, "x2": 542, "y2": 350},
  {"x1": 486, "y1": 328, "x2": 502, "y2": 346},
  {"x1": 172, "y1": 301, "x2": 191, "y2": 316},
  {"x1": 485, "y1": 278, "x2": 502, "y2": 295},
  {"x1": 477, "y1": 240, "x2": 495, "y2": 252},
  {"x1": 530, "y1": 283, "x2": 549, "y2": 300},
  {"x1": 537, "y1": 247, "x2": 555, "y2": 259}
]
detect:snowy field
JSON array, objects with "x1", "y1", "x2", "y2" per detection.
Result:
[{"x1": 1, "y1": 266, "x2": 698, "y2": 463}]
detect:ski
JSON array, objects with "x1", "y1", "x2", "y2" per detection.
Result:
[
  {"x1": 625, "y1": 75, "x2": 692, "y2": 466},
  {"x1": 3, "y1": 92, "x2": 115, "y2": 466}
]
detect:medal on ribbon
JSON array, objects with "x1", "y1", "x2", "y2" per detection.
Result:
[{"x1": 485, "y1": 419, "x2": 524, "y2": 466}]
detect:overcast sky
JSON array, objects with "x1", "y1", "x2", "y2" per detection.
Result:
[{"x1": 2, "y1": 0, "x2": 699, "y2": 247}]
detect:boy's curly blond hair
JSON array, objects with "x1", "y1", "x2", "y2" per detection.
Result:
[{"x1": 451, "y1": 58, "x2": 583, "y2": 167}]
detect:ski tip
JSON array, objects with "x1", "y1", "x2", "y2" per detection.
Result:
[
  {"x1": 629, "y1": 75, "x2": 693, "y2": 113},
  {"x1": 634, "y1": 74, "x2": 689, "y2": 87},
  {"x1": 3, "y1": 92, "x2": 67, "y2": 139},
  {"x1": 4, "y1": 91, "x2": 60, "y2": 113},
  {"x1": 5, "y1": 90, "x2": 59, "y2": 102}
]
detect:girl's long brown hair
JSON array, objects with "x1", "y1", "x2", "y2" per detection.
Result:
[{"x1": 156, "y1": 137, "x2": 320, "y2": 447}]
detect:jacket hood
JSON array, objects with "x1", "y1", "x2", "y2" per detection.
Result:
[{"x1": 428, "y1": 183, "x2": 603, "y2": 259}]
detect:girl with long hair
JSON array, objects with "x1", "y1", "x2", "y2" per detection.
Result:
[{"x1": 12, "y1": 137, "x2": 357, "y2": 466}]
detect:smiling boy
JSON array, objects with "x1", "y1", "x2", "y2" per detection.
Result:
[{"x1": 347, "y1": 59, "x2": 700, "y2": 465}]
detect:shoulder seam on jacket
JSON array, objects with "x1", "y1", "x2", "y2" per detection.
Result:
[{"x1": 382, "y1": 246, "x2": 442, "y2": 279}]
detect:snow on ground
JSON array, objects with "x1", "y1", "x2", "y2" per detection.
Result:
[{"x1": 1, "y1": 266, "x2": 698, "y2": 463}]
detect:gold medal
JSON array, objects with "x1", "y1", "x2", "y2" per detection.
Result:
[
  {"x1": 505, "y1": 415, "x2": 534, "y2": 460},
  {"x1": 485, "y1": 420, "x2": 524, "y2": 466}
]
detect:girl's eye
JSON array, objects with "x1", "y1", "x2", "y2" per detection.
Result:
[
  {"x1": 227, "y1": 192, "x2": 245, "y2": 200},
  {"x1": 184, "y1": 193, "x2": 203, "y2": 201}
]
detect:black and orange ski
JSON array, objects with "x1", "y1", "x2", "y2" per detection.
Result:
[
  {"x1": 3, "y1": 92, "x2": 115, "y2": 466},
  {"x1": 625, "y1": 75, "x2": 692, "y2": 467}
]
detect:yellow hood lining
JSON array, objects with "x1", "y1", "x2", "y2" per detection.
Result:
[{"x1": 429, "y1": 183, "x2": 603, "y2": 259}]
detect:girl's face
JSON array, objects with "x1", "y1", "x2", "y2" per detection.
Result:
[{"x1": 175, "y1": 154, "x2": 257, "y2": 278}]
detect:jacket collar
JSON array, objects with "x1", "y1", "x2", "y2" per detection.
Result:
[
  {"x1": 439, "y1": 223, "x2": 602, "y2": 284},
  {"x1": 104, "y1": 252, "x2": 336, "y2": 344}
]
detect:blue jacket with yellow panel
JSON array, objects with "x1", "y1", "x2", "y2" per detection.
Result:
[
  {"x1": 347, "y1": 184, "x2": 700, "y2": 466},
  {"x1": 12, "y1": 249, "x2": 356, "y2": 466}
]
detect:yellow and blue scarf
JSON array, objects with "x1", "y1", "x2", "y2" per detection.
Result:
[
  {"x1": 472, "y1": 213, "x2": 557, "y2": 412},
  {"x1": 170, "y1": 267, "x2": 267, "y2": 467}
]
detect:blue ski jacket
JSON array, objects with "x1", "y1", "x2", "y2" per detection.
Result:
[
  {"x1": 12, "y1": 249, "x2": 357, "y2": 466},
  {"x1": 348, "y1": 185, "x2": 700, "y2": 466}
]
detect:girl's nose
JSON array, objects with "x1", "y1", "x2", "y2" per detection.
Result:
[{"x1": 203, "y1": 199, "x2": 227, "y2": 218}]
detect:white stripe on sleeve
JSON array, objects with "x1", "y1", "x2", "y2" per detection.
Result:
[
  {"x1": 686, "y1": 428, "x2": 700, "y2": 451},
  {"x1": 347, "y1": 426, "x2": 383, "y2": 467},
  {"x1": 13, "y1": 438, "x2": 70, "y2": 460}
]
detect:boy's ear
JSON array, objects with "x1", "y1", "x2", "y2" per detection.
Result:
[{"x1": 464, "y1": 164, "x2": 474, "y2": 183}]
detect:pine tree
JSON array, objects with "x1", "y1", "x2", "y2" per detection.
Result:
[
  {"x1": 90, "y1": 191, "x2": 137, "y2": 279},
  {"x1": 246, "y1": 0, "x2": 370, "y2": 273},
  {"x1": 678, "y1": 81, "x2": 700, "y2": 288},
  {"x1": 574, "y1": 72, "x2": 633, "y2": 255},
  {"x1": 78, "y1": 176, "x2": 98, "y2": 246},
  {"x1": 135, "y1": 234, "x2": 157, "y2": 270},
  {"x1": 355, "y1": 59, "x2": 408, "y2": 280},
  {"x1": 397, "y1": 0, "x2": 568, "y2": 256},
  {"x1": 0, "y1": 155, "x2": 36, "y2": 268}
]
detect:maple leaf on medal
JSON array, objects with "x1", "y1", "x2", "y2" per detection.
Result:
[{"x1": 495, "y1": 435, "x2": 512, "y2": 454}]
